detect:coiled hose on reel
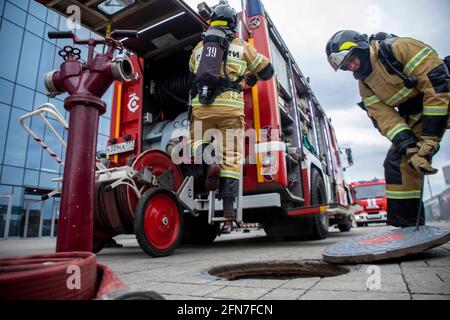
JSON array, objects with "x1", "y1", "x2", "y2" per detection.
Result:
[{"x1": 154, "y1": 71, "x2": 193, "y2": 120}]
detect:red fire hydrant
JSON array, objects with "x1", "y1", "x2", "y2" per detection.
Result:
[{"x1": 44, "y1": 30, "x2": 138, "y2": 252}]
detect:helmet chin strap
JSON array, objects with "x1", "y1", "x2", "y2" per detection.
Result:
[{"x1": 352, "y1": 48, "x2": 372, "y2": 80}]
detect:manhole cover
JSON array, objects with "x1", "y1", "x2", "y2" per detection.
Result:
[
  {"x1": 323, "y1": 225, "x2": 450, "y2": 264},
  {"x1": 208, "y1": 260, "x2": 350, "y2": 281}
]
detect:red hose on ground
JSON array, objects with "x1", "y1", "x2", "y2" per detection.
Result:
[{"x1": 0, "y1": 252, "x2": 97, "y2": 300}]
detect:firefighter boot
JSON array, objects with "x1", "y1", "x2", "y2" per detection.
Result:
[
  {"x1": 223, "y1": 197, "x2": 235, "y2": 220},
  {"x1": 205, "y1": 165, "x2": 221, "y2": 191},
  {"x1": 220, "y1": 178, "x2": 239, "y2": 220}
]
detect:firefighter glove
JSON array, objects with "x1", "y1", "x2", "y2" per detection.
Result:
[
  {"x1": 417, "y1": 136, "x2": 440, "y2": 158},
  {"x1": 245, "y1": 74, "x2": 258, "y2": 87},
  {"x1": 406, "y1": 147, "x2": 438, "y2": 175}
]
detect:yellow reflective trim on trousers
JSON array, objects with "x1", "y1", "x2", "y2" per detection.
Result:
[
  {"x1": 423, "y1": 105, "x2": 448, "y2": 116},
  {"x1": 339, "y1": 42, "x2": 358, "y2": 51},
  {"x1": 210, "y1": 20, "x2": 228, "y2": 27},
  {"x1": 386, "y1": 87, "x2": 414, "y2": 106},
  {"x1": 386, "y1": 123, "x2": 411, "y2": 141},
  {"x1": 386, "y1": 190, "x2": 421, "y2": 199},
  {"x1": 220, "y1": 170, "x2": 240, "y2": 180},
  {"x1": 403, "y1": 47, "x2": 434, "y2": 76},
  {"x1": 192, "y1": 98, "x2": 244, "y2": 108},
  {"x1": 364, "y1": 95, "x2": 381, "y2": 107},
  {"x1": 249, "y1": 54, "x2": 263, "y2": 71}
]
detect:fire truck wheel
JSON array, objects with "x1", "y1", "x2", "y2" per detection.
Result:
[
  {"x1": 134, "y1": 188, "x2": 183, "y2": 257},
  {"x1": 93, "y1": 237, "x2": 109, "y2": 254},
  {"x1": 310, "y1": 169, "x2": 329, "y2": 240},
  {"x1": 338, "y1": 218, "x2": 352, "y2": 232},
  {"x1": 182, "y1": 213, "x2": 219, "y2": 245}
]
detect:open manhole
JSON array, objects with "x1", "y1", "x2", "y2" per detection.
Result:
[{"x1": 208, "y1": 260, "x2": 350, "y2": 281}]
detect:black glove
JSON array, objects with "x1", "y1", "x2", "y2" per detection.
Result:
[{"x1": 245, "y1": 74, "x2": 258, "y2": 87}]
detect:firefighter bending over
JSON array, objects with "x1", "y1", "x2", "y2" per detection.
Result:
[
  {"x1": 326, "y1": 30, "x2": 450, "y2": 227},
  {"x1": 189, "y1": 3, "x2": 274, "y2": 220}
]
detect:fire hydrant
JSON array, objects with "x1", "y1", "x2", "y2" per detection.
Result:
[{"x1": 44, "y1": 30, "x2": 138, "y2": 252}]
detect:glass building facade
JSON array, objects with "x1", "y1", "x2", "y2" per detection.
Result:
[{"x1": 0, "y1": 0, "x2": 113, "y2": 239}]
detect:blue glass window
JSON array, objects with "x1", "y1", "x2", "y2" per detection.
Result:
[
  {"x1": 0, "y1": 20, "x2": 24, "y2": 81},
  {"x1": 16, "y1": 31, "x2": 42, "y2": 89},
  {"x1": 13, "y1": 84, "x2": 34, "y2": 111},
  {"x1": 12, "y1": 0, "x2": 29, "y2": 11},
  {"x1": 3, "y1": 2, "x2": 26, "y2": 27},
  {"x1": 34, "y1": 92, "x2": 48, "y2": 110},
  {"x1": 46, "y1": 9, "x2": 59, "y2": 29},
  {"x1": 97, "y1": 134, "x2": 109, "y2": 152},
  {"x1": 0, "y1": 184, "x2": 13, "y2": 195},
  {"x1": 1, "y1": 165, "x2": 24, "y2": 186},
  {"x1": 0, "y1": 0, "x2": 5, "y2": 14},
  {"x1": 0, "y1": 104, "x2": 11, "y2": 162},
  {"x1": 39, "y1": 171, "x2": 58, "y2": 189},
  {"x1": 0, "y1": 77, "x2": 14, "y2": 104},
  {"x1": 28, "y1": 1, "x2": 47, "y2": 21},
  {"x1": 99, "y1": 116, "x2": 110, "y2": 135},
  {"x1": 36, "y1": 41, "x2": 56, "y2": 94},
  {"x1": 24, "y1": 169, "x2": 39, "y2": 186},
  {"x1": 3, "y1": 107, "x2": 29, "y2": 167},
  {"x1": 26, "y1": 14, "x2": 45, "y2": 37}
]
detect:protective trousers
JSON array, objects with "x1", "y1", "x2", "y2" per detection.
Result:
[
  {"x1": 190, "y1": 114, "x2": 244, "y2": 199},
  {"x1": 384, "y1": 116, "x2": 425, "y2": 227}
]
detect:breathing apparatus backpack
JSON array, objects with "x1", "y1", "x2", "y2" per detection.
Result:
[
  {"x1": 372, "y1": 33, "x2": 450, "y2": 89},
  {"x1": 195, "y1": 27, "x2": 241, "y2": 105},
  {"x1": 371, "y1": 32, "x2": 450, "y2": 129}
]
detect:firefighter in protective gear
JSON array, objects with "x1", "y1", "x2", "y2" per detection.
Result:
[
  {"x1": 189, "y1": 4, "x2": 274, "y2": 220},
  {"x1": 326, "y1": 30, "x2": 450, "y2": 227}
]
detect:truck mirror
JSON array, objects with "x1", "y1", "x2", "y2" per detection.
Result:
[{"x1": 346, "y1": 148, "x2": 354, "y2": 167}]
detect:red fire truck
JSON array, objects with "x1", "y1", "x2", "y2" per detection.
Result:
[
  {"x1": 35, "y1": 0, "x2": 355, "y2": 257},
  {"x1": 349, "y1": 179, "x2": 387, "y2": 227}
]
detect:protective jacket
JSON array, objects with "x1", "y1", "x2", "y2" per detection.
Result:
[
  {"x1": 359, "y1": 37, "x2": 450, "y2": 152},
  {"x1": 189, "y1": 36, "x2": 271, "y2": 119}
]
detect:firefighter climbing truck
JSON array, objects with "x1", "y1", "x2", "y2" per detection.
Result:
[
  {"x1": 349, "y1": 179, "x2": 387, "y2": 227},
  {"x1": 33, "y1": 0, "x2": 355, "y2": 257}
]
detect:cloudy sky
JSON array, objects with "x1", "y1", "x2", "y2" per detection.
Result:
[{"x1": 185, "y1": 0, "x2": 450, "y2": 200}]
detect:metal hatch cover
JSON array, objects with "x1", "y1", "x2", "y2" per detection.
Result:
[
  {"x1": 323, "y1": 226, "x2": 450, "y2": 264},
  {"x1": 36, "y1": 0, "x2": 208, "y2": 57}
]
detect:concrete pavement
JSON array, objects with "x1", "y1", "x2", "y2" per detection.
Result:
[{"x1": 1, "y1": 223, "x2": 449, "y2": 300}]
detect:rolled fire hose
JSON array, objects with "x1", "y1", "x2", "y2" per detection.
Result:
[{"x1": 0, "y1": 252, "x2": 97, "y2": 300}]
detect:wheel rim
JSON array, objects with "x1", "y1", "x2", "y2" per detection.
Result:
[
  {"x1": 127, "y1": 150, "x2": 184, "y2": 216},
  {"x1": 143, "y1": 193, "x2": 180, "y2": 251}
]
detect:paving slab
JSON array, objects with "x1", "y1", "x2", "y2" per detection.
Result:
[
  {"x1": 300, "y1": 290, "x2": 410, "y2": 300},
  {"x1": 205, "y1": 286, "x2": 272, "y2": 300},
  {"x1": 1, "y1": 223, "x2": 449, "y2": 300},
  {"x1": 259, "y1": 289, "x2": 305, "y2": 300},
  {"x1": 402, "y1": 267, "x2": 450, "y2": 295}
]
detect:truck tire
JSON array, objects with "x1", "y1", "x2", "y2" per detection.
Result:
[
  {"x1": 182, "y1": 213, "x2": 219, "y2": 245},
  {"x1": 310, "y1": 169, "x2": 329, "y2": 240},
  {"x1": 338, "y1": 218, "x2": 352, "y2": 232},
  {"x1": 134, "y1": 188, "x2": 183, "y2": 257}
]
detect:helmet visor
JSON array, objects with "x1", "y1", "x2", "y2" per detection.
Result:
[{"x1": 328, "y1": 50, "x2": 352, "y2": 71}]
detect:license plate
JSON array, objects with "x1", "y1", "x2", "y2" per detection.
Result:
[
  {"x1": 368, "y1": 215, "x2": 381, "y2": 220},
  {"x1": 106, "y1": 140, "x2": 135, "y2": 156}
]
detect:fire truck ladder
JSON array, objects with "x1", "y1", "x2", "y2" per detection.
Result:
[{"x1": 19, "y1": 103, "x2": 144, "y2": 201}]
